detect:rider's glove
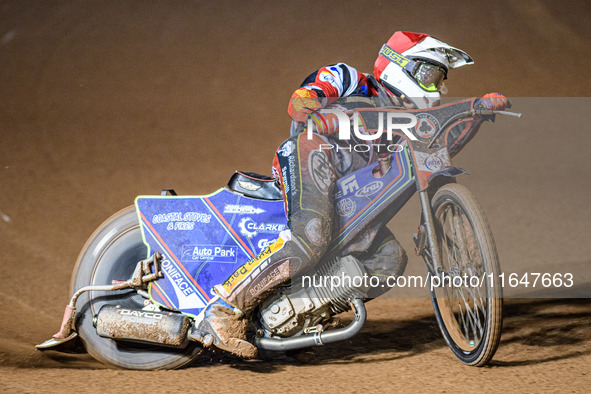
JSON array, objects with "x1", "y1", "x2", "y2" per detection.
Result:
[
  {"x1": 475, "y1": 92, "x2": 509, "y2": 111},
  {"x1": 288, "y1": 87, "x2": 323, "y2": 122}
]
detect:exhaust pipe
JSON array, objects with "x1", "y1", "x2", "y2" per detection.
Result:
[
  {"x1": 95, "y1": 305, "x2": 190, "y2": 347},
  {"x1": 254, "y1": 299, "x2": 366, "y2": 352}
]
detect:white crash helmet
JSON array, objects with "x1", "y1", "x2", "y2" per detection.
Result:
[{"x1": 374, "y1": 31, "x2": 474, "y2": 108}]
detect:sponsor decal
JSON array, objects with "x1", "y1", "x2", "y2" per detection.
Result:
[
  {"x1": 223, "y1": 204, "x2": 266, "y2": 215},
  {"x1": 279, "y1": 154, "x2": 297, "y2": 197},
  {"x1": 160, "y1": 257, "x2": 206, "y2": 309},
  {"x1": 152, "y1": 211, "x2": 211, "y2": 231},
  {"x1": 221, "y1": 236, "x2": 286, "y2": 294},
  {"x1": 309, "y1": 150, "x2": 335, "y2": 194},
  {"x1": 379, "y1": 44, "x2": 412, "y2": 68},
  {"x1": 341, "y1": 175, "x2": 359, "y2": 196},
  {"x1": 246, "y1": 258, "x2": 298, "y2": 298},
  {"x1": 238, "y1": 217, "x2": 286, "y2": 238},
  {"x1": 281, "y1": 166, "x2": 290, "y2": 194},
  {"x1": 415, "y1": 113, "x2": 440, "y2": 139},
  {"x1": 319, "y1": 71, "x2": 336, "y2": 84},
  {"x1": 238, "y1": 180, "x2": 261, "y2": 191},
  {"x1": 181, "y1": 245, "x2": 238, "y2": 263},
  {"x1": 355, "y1": 180, "x2": 384, "y2": 198},
  {"x1": 336, "y1": 198, "x2": 356, "y2": 217},
  {"x1": 258, "y1": 238, "x2": 273, "y2": 250},
  {"x1": 278, "y1": 140, "x2": 294, "y2": 157},
  {"x1": 415, "y1": 148, "x2": 451, "y2": 173},
  {"x1": 117, "y1": 309, "x2": 163, "y2": 320},
  {"x1": 425, "y1": 155, "x2": 444, "y2": 171},
  {"x1": 305, "y1": 217, "x2": 324, "y2": 246}
]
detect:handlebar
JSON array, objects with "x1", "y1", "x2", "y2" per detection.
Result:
[{"x1": 472, "y1": 108, "x2": 522, "y2": 118}]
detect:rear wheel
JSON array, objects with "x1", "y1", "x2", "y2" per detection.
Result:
[
  {"x1": 429, "y1": 184, "x2": 502, "y2": 366},
  {"x1": 72, "y1": 206, "x2": 202, "y2": 370}
]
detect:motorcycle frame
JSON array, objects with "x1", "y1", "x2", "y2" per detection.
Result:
[
  {"x1": 351, "y1": 99, "x2": 483, "y2": 276},
  {"x1": 38, "y1": 98, "x2": 520, "y2": 353}
]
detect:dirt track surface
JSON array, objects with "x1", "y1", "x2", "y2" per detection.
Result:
[{"x1": 1, "y1": 1, "x2": 590, "y2": 392}]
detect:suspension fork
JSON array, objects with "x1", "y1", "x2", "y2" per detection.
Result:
[{"x1": 416, "y1": 189, "x2": 442, "y2": 276}]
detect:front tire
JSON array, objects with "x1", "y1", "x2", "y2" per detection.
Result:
[
  {"x1": 429, "y1": 184, "x2": 503, "y2": 366},
  {"x1": 71, "y1": 206, "x2": 202, "y2": 370}
]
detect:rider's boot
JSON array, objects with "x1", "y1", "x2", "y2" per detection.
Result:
[{"x1": 191, "y1": 295, "x2": 258, "y2": 359}]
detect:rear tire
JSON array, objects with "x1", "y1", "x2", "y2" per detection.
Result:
[
  {"x1": 429, "y1": 184, "x2": 503, "y2": 366},
  {"x1": 71, "y1": 206, "x2": 202, "y2": 370}
]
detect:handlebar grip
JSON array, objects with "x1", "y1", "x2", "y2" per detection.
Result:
[
  {"x1": 474, "y1": 108, "x2": 522, "y2": 118},
  {"x1": 474, "y1": 108, "x2": 494, "y2": 117}
]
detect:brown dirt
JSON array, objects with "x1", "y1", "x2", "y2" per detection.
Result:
[{"x1": 1, "y1": 0, "x2": 590, "y2": 392}]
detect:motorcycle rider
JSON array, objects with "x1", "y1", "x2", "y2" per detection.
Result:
[{"x1": 193, "y1": 31, "x2": 509, "y2": 358}]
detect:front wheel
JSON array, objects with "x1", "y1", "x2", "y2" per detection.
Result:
[
  {"x1": 428, "y1": 184, "x2": 503, "y2": 366},
  {"x1": 71, "y1": 206, "x2": 202, "y2": 370}
]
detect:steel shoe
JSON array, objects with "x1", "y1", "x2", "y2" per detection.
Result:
[{"x1": 190, "y1": 295, "x2": 257, "y2": 359}]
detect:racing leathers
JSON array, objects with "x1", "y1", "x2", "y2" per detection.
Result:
[{"x1": 213, "y1": 63, "x2": 408, "y2": 312}]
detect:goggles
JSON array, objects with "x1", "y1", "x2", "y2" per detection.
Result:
[
  {"x1": 379, "y1": 44, "x2": 448, "y2": 92},
  {"x1": 413, "y1": 62, "x2": 446, "y2": 91}
]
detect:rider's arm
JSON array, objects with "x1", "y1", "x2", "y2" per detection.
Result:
[{"x1": 288, "y1": 63, "x2": 377, "y2": 128}]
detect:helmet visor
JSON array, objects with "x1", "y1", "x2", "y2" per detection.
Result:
[{"x1": 413, "y1": 62, "x2": 446, "y2": 91}]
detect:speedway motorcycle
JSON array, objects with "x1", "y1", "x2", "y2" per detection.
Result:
[{"x1": 37, "y1": 94, "x2": 521, "y2": 369}]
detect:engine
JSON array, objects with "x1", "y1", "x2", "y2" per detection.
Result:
[{"x1": 258, "y1": 255, "x2": 369, "y2": 337}]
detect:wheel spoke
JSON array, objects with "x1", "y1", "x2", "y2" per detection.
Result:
[
  {"x1": 434, "y1": 198, "x2": 492, "y2": 350},
  {"x1": 456, "y1": 285, "x2": 481, "y2": 343},
  {"x1": 429, "y1": 185, "x2": 502, "y2": 365}
]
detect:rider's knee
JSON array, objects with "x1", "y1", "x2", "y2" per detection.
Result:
[
  {"x1": 359, "y1": 236, "x2": 408, "y2": 279},
  {"x1": 296, "y1": 215, "x2": 332, "y2": 261}
]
